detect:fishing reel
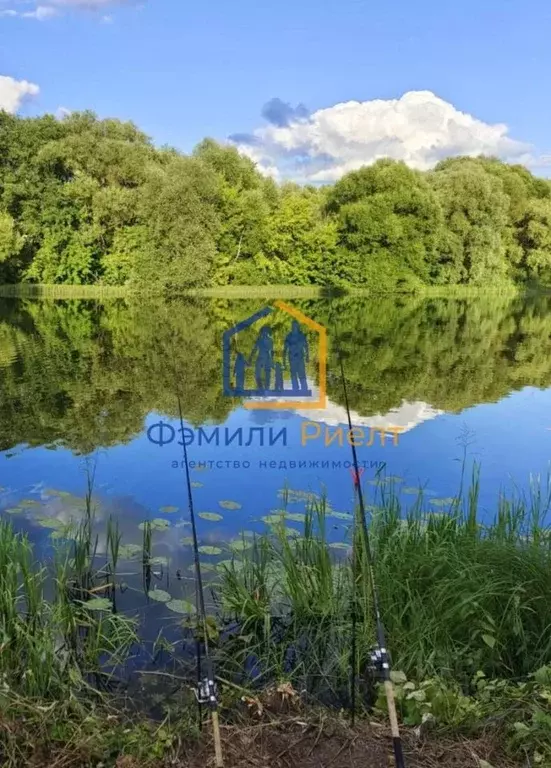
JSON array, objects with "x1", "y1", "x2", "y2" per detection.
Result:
[
  {"x1": 367, "y1": 645, "x2": 391, "y2": 680},
  {"x1": 195, "y1": 676, "x2": 218, "y2": 708}
]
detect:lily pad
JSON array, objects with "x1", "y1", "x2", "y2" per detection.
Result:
[
  {"x1": 328, "y1": 511, "x2": 353, "y2": 521},
  {"x1": 180, "y1": 537, "x2": 195, "y2": 546},
  {"x1": 139, "y1": 519, "x2": 170, "y2": 531},
  {"x1": 329, "y1": 542, "x2": 350, "y2": 550},
  {"x1": 229, "y1": 539, "x2": 250, "y2": 552},
  {"x1": 402, "y1": 487, "x2": 422, "y2": 495},
  {"x1": 261, "y1": 514, "x2": 286, "y2": 525},
  {"x1": 191, "y1": 482, "x2": 203, "y2": 489},
  {"x1": 119, "y1": 543, "x2": 143, "y2": 559},
  {"x1": 429, "y1": 497, "x2": 457, "y2": 507},
  {"x1": 199, "y1": 512, "x2": 224, "y2": 522},
  {"x1": 4, "y1": 507, "x2": 23, "y2": 515},
  {"x1": 149, "y1": 556, "x2": 169, "y2": 567},
  {"x1": 49, "y1": 528, "x2": 74, "y2": 541},
  {"x1": 285, "y1": 513, "x2": 306, "y2": 523},
  {"x1": 188, "y1": 562, "x2": 216, "y2": 573},
  {"x1": 82, "y1": 597, "x2": 112, "y2": 612},
  {"x1": 285, "y1": 528, "x2": 301, "y2": 538},
  {"x1": 148, "y1": 588, "x2": 172, "y2": 603},
  {"x1": 219, "y1": 500, "x2": 242, "y2": 511},
  {"x1": 36, "y1": 517, "x2": 64, "y2": 529},
  {"x1": 159, "y1": 506, "x2": 179, "y2": 514},
  {"x1": 198, "y1": 546, "x2": 223, "y2": 556},
  {"x1": 19, "y1": 499, "x2": 41, "y2": 508},
  {"x1": 167, "y1": 599, "x2": 196, "y2": 615}
]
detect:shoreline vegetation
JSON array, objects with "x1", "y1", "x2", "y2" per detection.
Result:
[
  {"x1": 0, "y1": 470, "x2": 550, "y2": 766},
  {"x1": 3, "y1": 111, "x2": 551, "y2": 295},
  {"x1": 0, "y1": 282, "x2": 541, "y2": 300}
]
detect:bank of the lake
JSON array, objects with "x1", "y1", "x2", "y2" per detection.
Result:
[
  {"x1": 0, "y1": 282, "x2": 536, "y2": 300},
  {"x1": 0, "y1": 480, "x2": 550, "y2": 767}
]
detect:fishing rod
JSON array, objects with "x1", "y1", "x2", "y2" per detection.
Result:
[
  {"x1": 177, "y1": 395, "x2": 224, "y2": 768},
  {"x1": 336, "y1": 342, "x2": 406, "y2": 768}
]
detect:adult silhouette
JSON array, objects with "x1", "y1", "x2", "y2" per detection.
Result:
[
  {"x1": 250, "y1": 325, "x2": 273, "y2": 392},
  {"x1": 284, "y1": 320, "x2": 309, "y2": 392}
]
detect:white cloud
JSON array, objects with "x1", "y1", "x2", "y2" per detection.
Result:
[
  {"x1": 55, "y1": 105, "x2": 72, "y2": 119},
  {"x1": 48, "y1": 0, "x2": 127, "y2": 7},
  {"x1": 1, "y1": 0, "x2": 133, "y2": 19},
  {"x1": 0, "y1": 75, "x2": 40, "y2": 113},
  {"x1": 231, "y1": 90, "x2": 540, "y2": 183},
  {"x1": 22, "y1": 5, "x2": 58, "y2": 18}
]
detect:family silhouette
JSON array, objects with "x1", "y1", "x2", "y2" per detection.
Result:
[{"x1": 233, "y1": 320, "x2": 309, "y2": 394}]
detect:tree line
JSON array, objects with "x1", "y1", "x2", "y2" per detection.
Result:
[{"x1": 1, "y1": 110, "x2": 551, "y2": 290}]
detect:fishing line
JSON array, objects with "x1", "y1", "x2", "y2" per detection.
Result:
[
  {"x1": 176, "y1": 394, "x2": 224, "y2": 767},
  {"x1": 335, "y1": 331, "x2": 406, "y2": 768}
]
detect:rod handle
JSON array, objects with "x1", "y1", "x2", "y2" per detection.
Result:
[{"x1": 211, "y1": 710, "x2": 224, "y2": 767}]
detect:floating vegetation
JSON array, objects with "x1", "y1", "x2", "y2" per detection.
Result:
[
  {"x1": 198, "y1": 512, "x2": 224, "y2": 522},
  {"x1": 429, "y1": 497, "x2": 457, "y2": 507},
  {"x1": 284, "y1": 527, "x2": 301, "y2": 538},
  {"x1": 328, "y1": 511, "x2": 353, "y2": 520},
  {"x1": 188, "y1": 562, "x2": 216, "y2": 573},
  {"x1": 328, "y1": 542, "x2": 349, "y2": 550},
  {"x1": 198, "y1": 545, "x2": 223, "y2": 556},
  {"x1": 218, "y1": 500, "x2": 242, "y2": 510},
  {"x1": 36, "y1": 517, "x2": 64, "y2": 529},
  {"x1": 82, "y1": 597, "x2": 112, "y2": 612},
  {"x1": 4, "y1": 507, "x2": 23, "y2": 515},
  {"x1": 139, "y1": 518, "x2": 170, "y2": 531},
  {"x1": 149, "y1": 556, "x2": 169, "y2": 567},
  {"x1": 403, "y1": 486, "x2": 423, "y2": 495},
  {"x1": 277, "y1": 489, "x2": 331, "y2": 507},
  {"x1": 261, "y1": 514, "x2": 286, "y2": 525},
  {"x1": 19, "y1": 499, "x2": 41, "y2": 508},
  {"x1": 229, "y1": 539, "x2": 250, "y2": 553},
  {"x1": 148, "y1": 588, "x2": 172, "y2": 603},
  {"x1": 180, "y1": 536, "x2": 195, "y2": 546},
  {"x1": 190, "y1": 481, "x2": 203, "y2": 488},
  {"x1": 166, "y1": 599, "x2": 196, "y2": 615},
  {"x1": 159, "y1": 506, "x2": 178, "y2": 514},
  {"x1": 119, "y1": 543, "x2": 143, "y2": 559},
  {"x1": 285, "y1": 513, "x2": 307, "y2": 523}
]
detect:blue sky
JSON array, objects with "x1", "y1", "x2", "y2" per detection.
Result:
[{"x1": 1, "y1": 0, "x2": 550, "y2": 180}]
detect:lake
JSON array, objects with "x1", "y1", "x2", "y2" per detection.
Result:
[{"x1": 1, "y1": 293, "x2": 551, "y2": 637}]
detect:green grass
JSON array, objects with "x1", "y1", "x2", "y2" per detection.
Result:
[
  {"x1": 0, "y1": 282, "x2": 542, "y2": 300},
  {"x1": 1, "y1": 468, "x2": 551, "y2": 763},
  {"x1": 0, "y1": 283, "x2": 129, "y2": 299},
  {"x1": 216, "y1": 468, "x2": 551, "y2": 691}
]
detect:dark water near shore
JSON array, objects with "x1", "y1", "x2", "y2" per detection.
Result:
[{"x1": 1, "y1": 294, "x2": 551, "y2": 633}]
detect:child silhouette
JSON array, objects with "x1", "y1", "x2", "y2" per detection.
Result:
[
  {"x1": 274, "y1": 361, "x2": 285, "y2": 392},
  {"x1": 234, "y1": 352, "x2": 249, "y2": 393}
]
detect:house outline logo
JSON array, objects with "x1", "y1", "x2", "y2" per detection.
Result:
[{"x1": 222, "y1": 300, "x2": 327, "y2": 411}]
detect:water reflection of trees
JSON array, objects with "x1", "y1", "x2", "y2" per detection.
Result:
[{"x1": 1, "y1": 295, "x2": 551, "y2": 454}]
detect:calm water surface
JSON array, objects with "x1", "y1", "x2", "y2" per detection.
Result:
[{"x1": 1, "y1": 294, "x2": 551, "y2": 633}]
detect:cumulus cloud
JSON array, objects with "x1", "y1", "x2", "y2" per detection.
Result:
[
  {"x1": 0, "y1": 75, "x2": 40, "y2": 113},
  {"x1": 22, "y1": 5, "x2": 58, "y2": 19},
  {"x1": 230, "y1": 91, "x2": 540, "y2": 183}
]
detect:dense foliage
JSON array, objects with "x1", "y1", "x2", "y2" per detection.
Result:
[{"x1": 2, "y1": 111, "x2": 551, "y2": 290}]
